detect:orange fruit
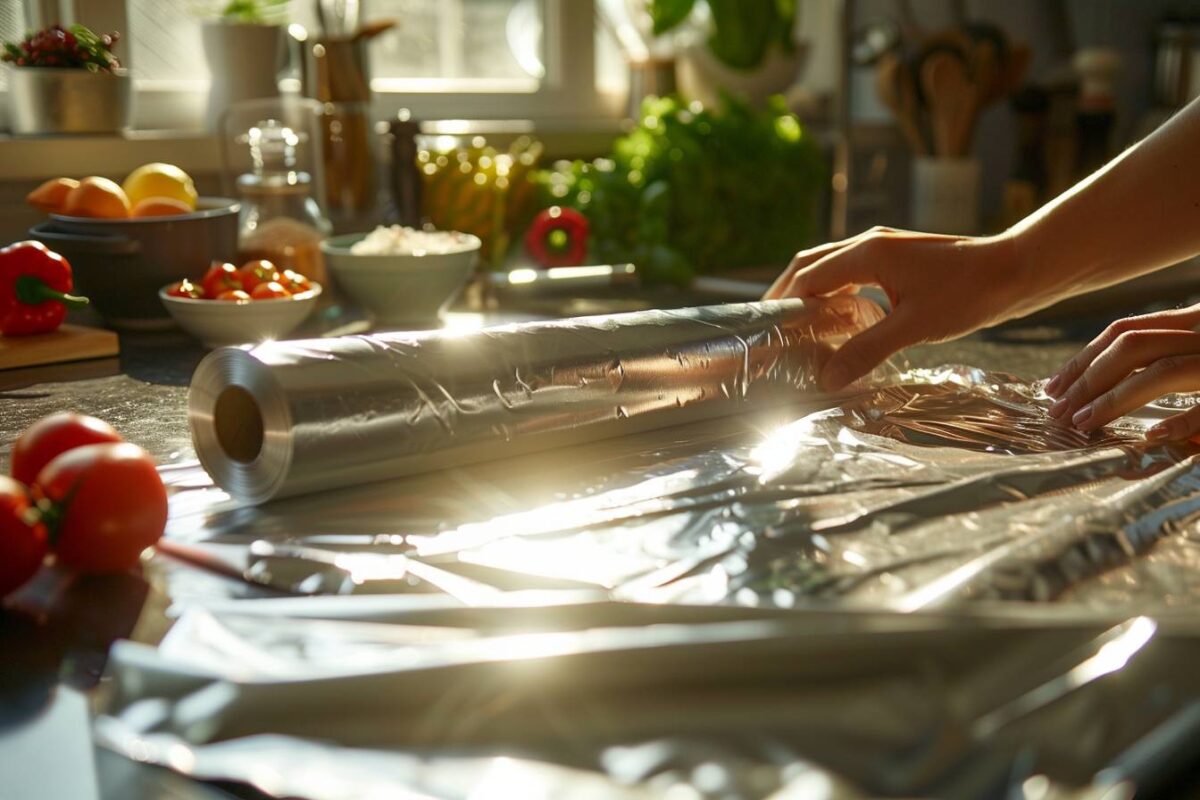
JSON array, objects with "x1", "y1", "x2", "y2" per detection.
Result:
[
  {"x1": 131, "y1": 196, "x2": 192, "y2": 218},
  {"x1": 26, "y1": 177, "x2": 79, "y2": 213},
  {"x1": 63, "y1": 177, "x2": 131, "y2": 219}
]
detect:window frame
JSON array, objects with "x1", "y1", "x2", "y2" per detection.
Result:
[{"x1": 11, "y1": 0, "x2": 622, "y2": 132}]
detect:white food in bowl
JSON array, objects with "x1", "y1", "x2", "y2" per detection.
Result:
[{"x1": 349, "y1": 225, "x2": 478, "y2": 256}]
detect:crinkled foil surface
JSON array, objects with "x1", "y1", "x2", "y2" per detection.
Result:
[{"x1": 7, "y1": 300, "x2": 1200, "y2": 798}]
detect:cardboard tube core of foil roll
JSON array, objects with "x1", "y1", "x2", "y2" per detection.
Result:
[
  {"x1": 190, "y1": 297, "x2": 887, "y2": 505},
  {"x1": 213, "y1": 386, "x2": 264, "y2": 464}
]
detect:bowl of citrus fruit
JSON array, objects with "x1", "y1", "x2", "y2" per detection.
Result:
[
  {"x1": 26, "y1": 163, "x2": 240, "y2": 329},
  {"x1": 160, "y1": 259, "x2": 322, "y2": 347}
]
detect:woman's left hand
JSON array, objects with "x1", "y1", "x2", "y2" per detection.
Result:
[{"x1": 1046, "y1": 303, "x2": 1200, "y2": 440}]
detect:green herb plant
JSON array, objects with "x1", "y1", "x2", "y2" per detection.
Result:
[
  {"x1": 649, "y1": 0, "x2": 796, "y2": 70},
  {"x1": 534, "y1": 94, "x2": 825, "y2": 286},
  {"x1": 219, "y1": 0, "x2": 289, "y2": 24}
]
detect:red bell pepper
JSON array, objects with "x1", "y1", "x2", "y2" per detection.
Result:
[
  {"x1": 0, "y1": 241, "x2": 89, "y2": 336},
  {"x1": 525, "y1": 206, "x2": 589, "y2": 268}
]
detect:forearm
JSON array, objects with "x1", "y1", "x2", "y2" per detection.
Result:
[{"x1": 1006, "y1": 96, "x2": 1200, "y2": 316}]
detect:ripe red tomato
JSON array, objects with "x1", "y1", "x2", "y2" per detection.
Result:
[
  {"x1": 11, "y1": 412, "x2": 123, "y2": 485},
  {"x1": 0, "y1": 476, "x2": 48, "y2": 596},
  {"x1": 201, "y1": 262, "x2": 241, "y2": 298},
  {"x1": 35, "y1": 443, "x2": 167, "y2": 573},
  {"x1": 167, "y1": 278, "x2": 204, "y2": 299},
  {"x1": 215, "y1": 289, "x2": 252, "y2": 302},
  {"x1": 237, "y1": 259, "x2": 281, "y2": 292},
  {"x1": 279, "y1": 269, "x2": 313, "y2": 294},
  {"x1": 249, "y1": 281, "x2": 291, "y2": 300}
]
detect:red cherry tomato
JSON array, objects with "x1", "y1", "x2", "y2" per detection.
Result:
[
  {"x1": 215, "y1": 289, "x2": 252, "y2": 302},
  {"x1": 11, "y1": 412, "x2": 123, "y2": 485},
  {"x1": 0, "y1": 476, "x2": 48, "y2": 597},
  {"x1": 279, "y1": 269, "x2": 313, "y2": 294},
  {"x1": 166, "y1": 278, "x2": 204, "y2": 299},
  {"x1": 249, "y1": 281, "x2": 292, "y2": 300},
  {"x1": 35, "y1": 443, "x2": 167, "y2": 573},
  {"x1": 201, "y1": 262, "x2": 241, "y2": 298},
  {"x1": 237, "y1": 260, "x2": 281, "y2": 292}
]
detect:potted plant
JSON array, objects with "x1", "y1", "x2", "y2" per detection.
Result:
[
  {"x1": 2, "y1": 24, "x2": 131, "y2": 135},
  {"x1": 648, "y1": 0, "x2": 806, "y2": 108},
  {"x1": 199, "y1": 0, "x2": 288, "y2": 129}
]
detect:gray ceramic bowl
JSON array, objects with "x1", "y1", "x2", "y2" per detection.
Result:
[
  {"x1": 29, "y1": 197, "x2": 240, "y2": 330},
  {"x1": 321, "y1": 231, "x2": 480, "y2": 327}
]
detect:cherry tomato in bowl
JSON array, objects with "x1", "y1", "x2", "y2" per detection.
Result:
[
  {"x1": 0, "y1": 476, "x2": 48, "y2": 597},
  {"x1": 166, "y1": 278, "x2": 204, "y2": 299},
  {"x1": 250, "y1": 281, "x2": 292, "y2": 300},
  {"x1": 35, "y1": 442, "x2": 167, "y2": 574},
  {"x1": 215, "y1": 289, "x2": 252, "y2": 302},
  {"x1": 11, "y1": 412, "x2": 123, "y2": 485},
  {"x1": 279, "y1": 269, "x2": 314, "y2": 295},
  {"x1": 201, "y1": 262, "x2": 241, "y2": 298},
  {"x1": 238, "y1": 260, "x2": 281, "y2": 292}
]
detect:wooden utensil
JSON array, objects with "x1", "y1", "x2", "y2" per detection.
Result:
[
  {"x1": 921, "y1": 51, "x2": 977, "y2": 157},
  {"x1": 876, "y1": 51, "x2": 928, "y2": 155},
  {"x1": 351, "y1": 19, "x2": 397, "y2": 44}
]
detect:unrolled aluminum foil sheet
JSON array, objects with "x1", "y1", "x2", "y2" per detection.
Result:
[
  {"x1": 188, "y1": 297, "x2": 888, "y2": 504},
  {"x1": 12, "y1": 315, "x2": 1200, "y2": 798}
]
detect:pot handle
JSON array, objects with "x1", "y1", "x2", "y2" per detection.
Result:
[{"x1": 28, "y1": 223, "x2": 142, "y2": 255}]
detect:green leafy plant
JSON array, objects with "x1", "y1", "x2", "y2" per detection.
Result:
[
  {"x1": 2, "y1": 24, "x2": 121, "y2": 72},
  {"x1": 534, "y1": 94, "x2": 825, "y2": 286},
  {"x1": 219, "y1": 0, "x2": 289, "y2": 24},
  {"x1": 650, "y1": 0, "x2": 796, "y2": 70}
]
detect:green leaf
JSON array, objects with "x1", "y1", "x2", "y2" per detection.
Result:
[{"x1": 648, "y1": 0, "x2": 696, "y2": 36}]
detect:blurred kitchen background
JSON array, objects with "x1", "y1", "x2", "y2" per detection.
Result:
[{"x1": 2, "y1": 0, "x2": 1200, "y2": 310}]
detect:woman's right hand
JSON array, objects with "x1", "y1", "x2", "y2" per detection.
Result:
[{"x1": 765, "y1": 227, "x2": 1036, "y2": 390}]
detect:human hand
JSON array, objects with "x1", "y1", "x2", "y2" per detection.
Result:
[
  {"x1": 765, "y1": 227, "x2": 1030, "y2": 390},
  {"x1": 1045, "y1": 304, "x2": 1200, "y2": 440}
]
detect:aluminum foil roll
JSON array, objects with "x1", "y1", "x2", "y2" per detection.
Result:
[{"x1": 189, "y1": 296, "x2": 885, "y2": 504}]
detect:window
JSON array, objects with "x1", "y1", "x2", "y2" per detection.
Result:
[
  {"x1": 0, "y1": 2, "x2": 28, "y2": 89},
  {"x1": 6, "y1": 0, "x2": 623, "y2": 130}
]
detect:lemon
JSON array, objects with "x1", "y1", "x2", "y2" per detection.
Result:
[{"x1": 122, "y1": 163, "x2": 198, "y2": 210}]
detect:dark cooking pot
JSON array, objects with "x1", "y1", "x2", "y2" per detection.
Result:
[{"x1": 29, "y1": 197, "x2": 240, "y2": 330}]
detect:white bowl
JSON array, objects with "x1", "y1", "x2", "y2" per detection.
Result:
[
  {"x1": 159, "y1": 284, "x2": 322, "y2": 348},
  {"x1": 321, "y1": 232, "x2": 480, "y2": 327}
]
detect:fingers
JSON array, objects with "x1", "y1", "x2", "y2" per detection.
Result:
[
  {"x1": 1049, "y1": 330, "x2": 1200, "y2": 422},
  {"x1": 765, "y1": 227, "x2": 902, "y2": 301},
  {"x1": 1147, "y1": 405, "x2": 1200, "y2": 443},
  {"x1": 782, "y1": 235, "x2": 885, "y2": 301},
  {"x1": 820, "y1": 309, "x2": 915, "y2": 391},
  {"x1": 765, "y1": 239, "x2": 858, "y2": 300},
  {"x1": 1070, "y1": 354, "x2": 1200, "y2": 432},
  {"x1": 1046, "y1": 306, "x2": 1200, "y2": 398}
]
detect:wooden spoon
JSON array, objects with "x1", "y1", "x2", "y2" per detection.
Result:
[
  {"x1": 876, "y1": 51, "x2": 928, "y2": 155},
  {"x1": 920, "y1": 51, "x2": 977, "y2": 157}
]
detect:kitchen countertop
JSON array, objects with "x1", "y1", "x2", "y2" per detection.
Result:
[{"x1": 0, "y1": 289, "x2": 1141, "y2": 800}]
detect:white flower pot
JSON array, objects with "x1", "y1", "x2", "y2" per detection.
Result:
[
  {"x1": 201, "y1": 21, "x2": 284, "y2": 130},
  {"x1": 676, "y1": 42, "x2": 807, "y2": 108}
]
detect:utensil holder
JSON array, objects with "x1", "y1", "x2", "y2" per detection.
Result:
[{"x1": 911, "y1": 157, "x2": 981, "y2": 235}]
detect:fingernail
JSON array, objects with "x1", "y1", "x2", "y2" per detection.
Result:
[
  {"x1": 1147, "y1": 423, "x2": 1171, "y2": 441},
  {"x1": 1071, "y1": 404, "x2": 1092, "y2": 427},
  {"x1": 1048, "y1": 398, "x2": 1067, "y2": 418},
  {"x1": 1045, "y1": 374, "x2": 1063, "y2": 397}
]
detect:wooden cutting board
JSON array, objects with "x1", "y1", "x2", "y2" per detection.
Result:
[{"x1": 0, "y1": 324, "x2": 119, "y2": 370}]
